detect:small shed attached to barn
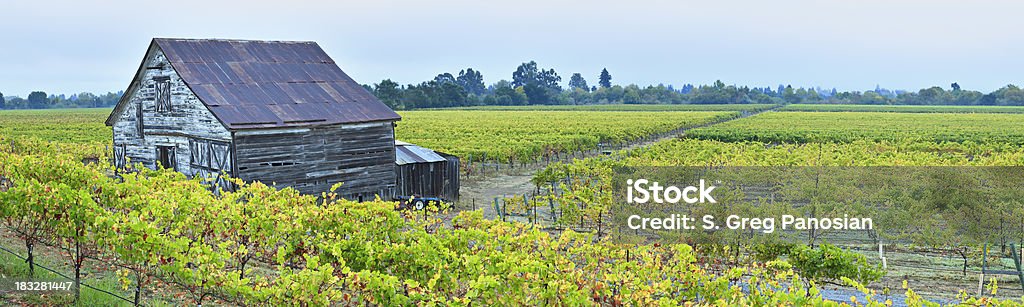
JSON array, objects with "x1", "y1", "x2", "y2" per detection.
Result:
[
  {"x1": 106, "y1": 38, "x2": 401, "y2": 200},
  {"x1": 394, "y1": 141, "x2": 460, "y2": 202}
]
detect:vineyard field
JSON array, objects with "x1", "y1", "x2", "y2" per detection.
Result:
[
  {"x1": 446, "y1": 103, "x2": 778, "y2": 112},
  {"x1": 0, "y1": 141, "x2": 915, "y2": 306},
  {"x1": 395, "y1": 110, "x2": 739, "y2": 161},
  {"x1": 686, "y1": 111, "x2": 1024, "y2": 144},
  {"x1": 1, "y1": 108, "x2": 743, "y2": 163},
  {"x1": 0, "y1": 108, "x2": 110, "y2": 143},
  {"x1": 6, "y1": 106, "x2": 1024, "y2": 305},
  {"x1": 779, "y1": 104, "x2": 1024, "y2": 114},
  {"x1": 620, "y1": 139, "x2": 1024, "y2": 166}
]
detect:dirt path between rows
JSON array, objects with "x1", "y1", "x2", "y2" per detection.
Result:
[{"x1": 457, "y1": 107, "x2": 777, "y2": 219}]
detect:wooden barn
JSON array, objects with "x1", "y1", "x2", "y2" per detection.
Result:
[
  {"x1": 105, "y1": 38, "x2": 401, "y2": 200},
  {"x1": 394, "y1": 141, "x2": 460, "y2": 203}
]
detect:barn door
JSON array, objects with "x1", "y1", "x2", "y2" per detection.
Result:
[
  {"x1": 209, "y1": 142, "x2": 232, "y2": 191},
  {"x1": 188, "y1": 138, "x2": 233, "y2": 192}
]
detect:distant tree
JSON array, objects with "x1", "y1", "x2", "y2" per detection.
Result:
[
  {"x1": 568, "y1": 73, "x2": 589, "y2": 91},
  {"x1": 0, "y1": 91, "x2": 5, "y2": 109},
  {"x1": 97, "y1": 92, "x2": 122, "y2": 108},
  {"x1": 591, "y1": 86, "x2": 597, "y2": 92},
  {"x1": 512, "y1": 61, "x2": 562, "y2": 104},
  {"x1": 491, "y1": 80, "x2": 528, "y2": 105},
  {"x1": 27, "y1": 91, "x2": 48, "y2": 109},
  {"x1": 7, "y1": 97, "x2": 24, "y2": 109},
  {"x1": 538, "y1": 69, "x2": 562, "y2": 91},
  {"x1": 917, "y1": 86, "x2": 950, "y2": 105},
  {"x1": 456, "y1": 68, "x2": 486, "y2": 95},
  {"x1": 622, "y1": 84, "x2": 643, "y2": 104},
  {"x1": 782, "y1": 85, "x2": 800, "y2": 104},
  {"x1": 951, "y1": 82, "x2": 961, "y2": 92},
  {"x1": 805, "y1": 88, "x2": 820, "y2": 102},
  {"x1": 436, "y1": 82, "x2": 468, "y2": 107},
  {"x1": 598, "y1": 68, "x2": 612, "y2": 88},
  {"x1": 862, "y1": 91, "x2": 887, "y2": 104},
  {"x1": 434, "y1": 73, "x2": 456, "y2": 85},
  {"x1": 979, "y1": 93, "x2": 997, "y2": 106},
  {"x1": 994, "y1": 84, "x2": 1024, "y2": 105},
  {"x1": 512, "y1": 62, "x2": 539, "y2": 88},
  {"x1": 373, "y1": 79, "x2": 403, "y2": 109},
  {"x1": 76, "y1": 92, "x2": 98, "y2": 108}
]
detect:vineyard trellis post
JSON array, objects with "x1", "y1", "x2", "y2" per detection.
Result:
[{"x1": 980, "y1": 242, "x2": 1024, "y2": 295}]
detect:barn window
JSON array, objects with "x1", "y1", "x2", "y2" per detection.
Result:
[
  {"x1": 153, "y1": 76, "x2": 172, "y2": 112},
  {"x1": 156, "y1": 145, "x2": 177, "y2": 171},
  {"x1": 189, "y1": 138, "x2": 231, "y2": 172},
  {"x1": 113, "y1": 144, "x2": 127, "y2": 169},
  {"x1": 135, "y1": 102, "x2": 144, "y2": 139}
]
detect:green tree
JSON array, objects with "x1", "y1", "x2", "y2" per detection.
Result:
[
  {"x1": 568, "y1": 73, "x2": 589, "y2": 91},
  {"x1": 782, "y1": 85, "x2": 800, "y2": 104},
  {"x1": 994, "y1": 84, "x2": 1024, "y2": 105},
  {"x1": 623, "y1": 84, "x2": 642, "y2": 104},
  {"x1": 512, "y1": 61, "x2": 562, "y2": 104},
  {"x1": 76, "y1": 92, "x2": 99, "y2": 108},
  {"x1": 491, "y1": 80, "x2": 528, "y2": 105},
  {"x1": 27, "y1": 91, "x2": 48, "y2": 109},
  {"x1": 433, "y1": 73, "x2": 456, "y2": 84},
  {"x1": 951, "y1": 82, "x2": 961, "y2": 92},
  {"x1": 373, "y1": 79, "x2": 403, "y2": 109},
  {"x1": 598, "y1": 68, "x2": 612, "y2": 88},
  {"x1": 805, "y1": 88, "x2": 820, "y2": 103},
  {"x1": 456, "y1": 68, "x2": 486, "y2": 95},
  {"x1": 862, "y1": 91, "x2": 887, "y2": 104},
  {"x1": 0, "y1": 91, "x2": 5, "y2": 109}
]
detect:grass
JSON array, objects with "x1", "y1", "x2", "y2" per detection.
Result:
[{"x1": 0, "y1": 248, "x2": 132, "y2": 306}]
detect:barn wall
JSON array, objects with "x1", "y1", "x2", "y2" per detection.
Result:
[
  {"x1": 233, "y1": 121, "x2": 397, "y2": 199},
  {"x1": 394, "y1": 154, "x2": 460, "y2": 202},
  {"x1": 111, "y1": 48, "x2": 233, "y2": 177},
  {"x1": 443, "y1": 154, "x2": 460, "y2": 202}
]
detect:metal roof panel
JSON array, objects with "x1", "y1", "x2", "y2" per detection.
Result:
[{"x1": 154, "y1": 38, "x2": 401, "y2": 129}]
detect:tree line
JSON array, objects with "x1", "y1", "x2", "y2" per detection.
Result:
[
  {"x1": 0, "y1": 91, "x2": 122, "y2": 110},
  {"x1": 364, "y1": 62, "x2": 1024, "y2": 109},
  {"x1": 5, "y1": 65, "x2": 1024, "y2": 110}
]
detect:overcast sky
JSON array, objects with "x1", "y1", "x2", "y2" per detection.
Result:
[{"x1": 0, "y1": 0, "x2": 1021, "y2": 96}]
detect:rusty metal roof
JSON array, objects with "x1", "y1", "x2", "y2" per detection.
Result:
[
  {"x1": 154, "y1": 38, "x2": 400, "y2": 129},
  {"x1": 395, "y1": 141, "x2": 447, "y2": 165}
]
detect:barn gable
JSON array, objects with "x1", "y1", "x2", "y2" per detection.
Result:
[{"x1": 108, "y1": 44, "x2": 233, "y2": 178}]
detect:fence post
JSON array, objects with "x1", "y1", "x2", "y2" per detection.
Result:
[
  {"x1": 1013, "y1": 243, "x2": 1024, "y2": 295},
  {"x1": 980, "y1": 243, "x2": 988, "y2": 297},
  {"x1": 494, "y1": 197, "x2": 500, "y2": 221}
]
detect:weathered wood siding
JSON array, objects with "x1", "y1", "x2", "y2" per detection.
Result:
[
  {"x1": 233, "y1": 121, "x2": 397, "y2": 199},
  {"x1": 395, "y1": 155, "x2": 460, "y2": 202},
  {"x1": 110, "y1": 48, "x2": 232, "y2": 178}
]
